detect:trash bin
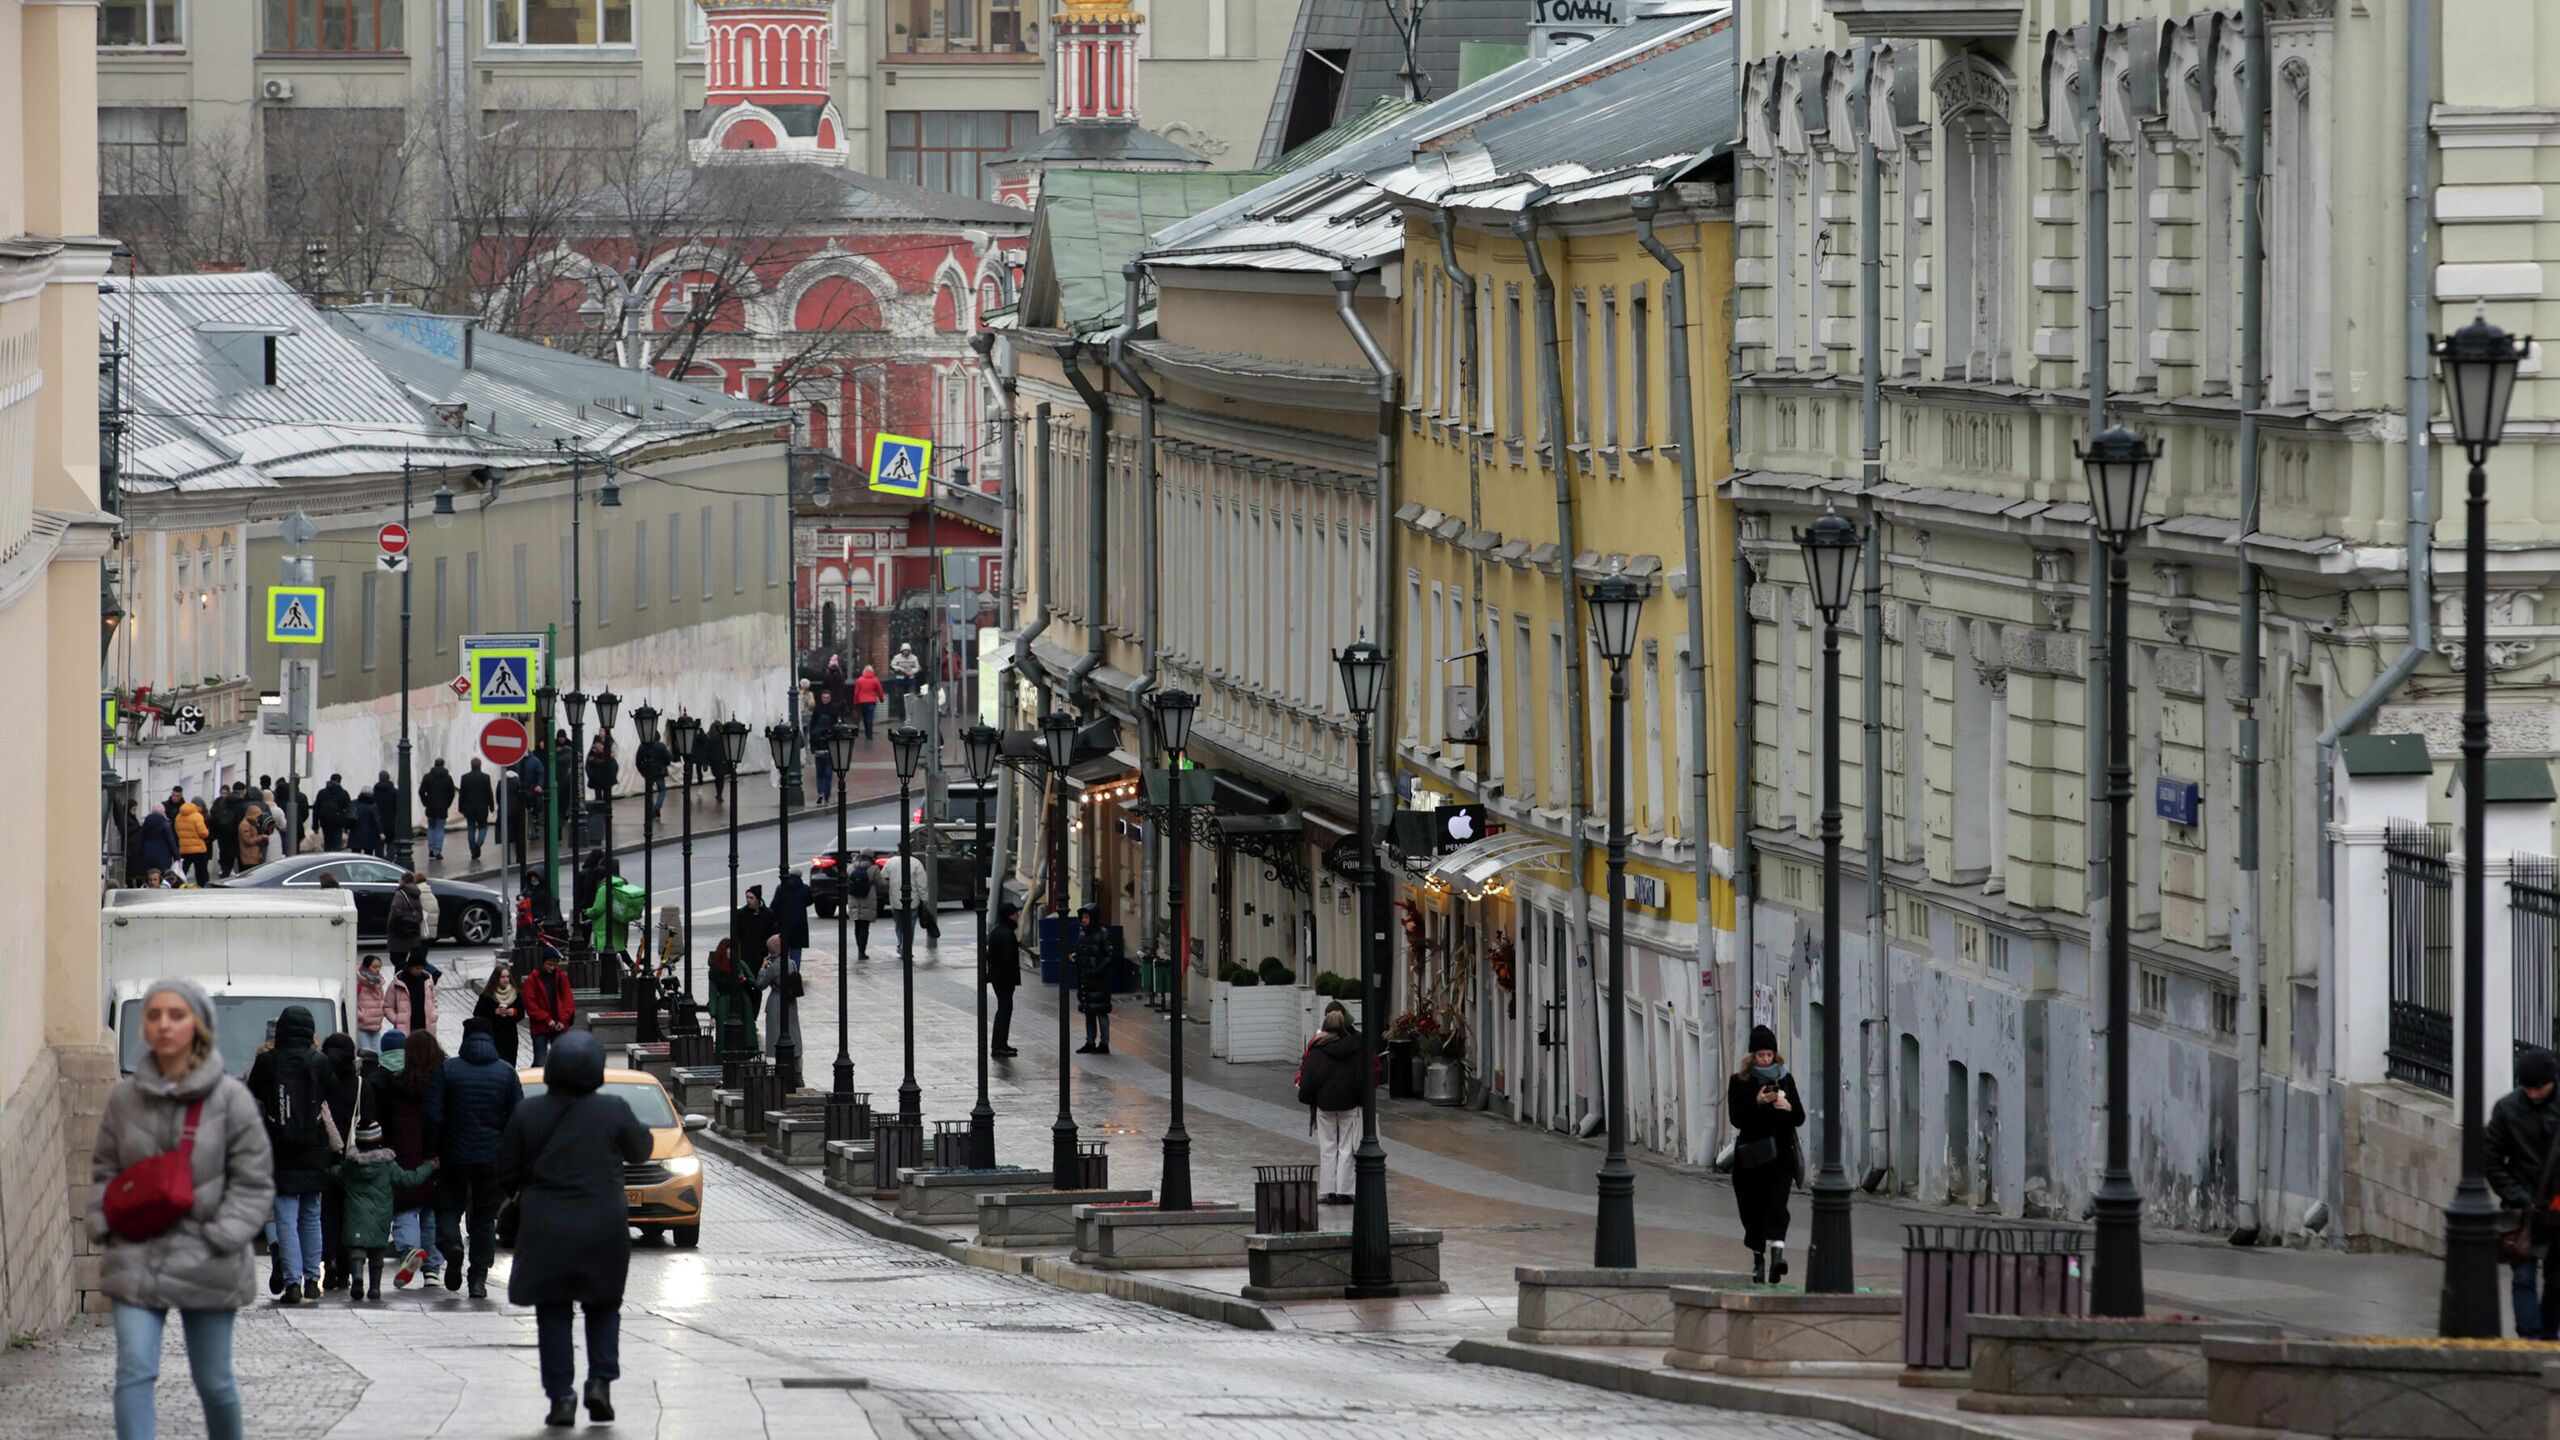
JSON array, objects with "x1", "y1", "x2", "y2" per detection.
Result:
[
  {"x1": 933, "y1": 1120, "x2": 971, "y2": 1170},
  {"x1": 825, "y1": 1092, "x2": 871, "y2": 1144},
  {"x1": 739, "y1": 1060, "x2": 778, "y2": 1137},
  {"x1": 872, "y1": 1118, "x2": 922, "y2": 1191},
  {"x1": 1072, "y1": 1140, "x2": 1109, "y2": 1190},
  {"x1": 1900, "y1": 1222, "x2": 2089, "y2": 1373},
  {"x1": 1254, "y1": 1164, "x2": 1318, "y2": 1234}
]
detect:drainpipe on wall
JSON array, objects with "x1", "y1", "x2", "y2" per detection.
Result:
[
  {"x1": 1854, "y1": 42, "x2": 1892, "y2": 1194},
  {"x1": 1106, "y1": 262, "x2": 1166, "y2": 951},
  {"x1": 1054, "y1": 339, "x2": 1112, "y2": 703},
  {"x1": 977, "y1": 329, "x2": 1023, "y2": 918},
  {"x1": 1433, "y1": 209, "x2": 1499, "y2": 1113},
  {"x1": 1013, "y1": 402, "x2": 1055, "y2": 682},
  {"x1": 2081, "y1": 1, "x2": 2114, "y2": 1209},
  {"x1": 1331, "y1": 269, "x2": 1398, "y2": 751},
  {"x1": 1632, "y1": 190, "x2": 1725, "y2": 1144},
  {"x1": 2310, "y1": 0, "x2": 2433, "y2": 1244},
  {"x1": 2232, "y1": 0, "x2": 2270, "y2": 1248},
  {"x1": 1515, "y1": 200, "x2": 1601, "y2": 1138}
]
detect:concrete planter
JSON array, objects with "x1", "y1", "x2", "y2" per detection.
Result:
[
  {"x1": 1709, "y1": 1289, "x2": 1902, "y2": 1379},
  {"x1": 1241, "y1": 1228, "x2": 1448, "y2": 1300},
  {"x1": 672, "y1": 1067, "x2": 722, "y2": 1119},
  {"x1": 762, "y1": 1113, "x2": 828, "y2": 1167},
  {"x1": 1071, "y1": 1202, "x2": 1252, "y2": 1270},
  {"x1": 1958, "y1": 1316, "x2": 2279, "y2": 1419},
  {"x1": 1510, "y1": 1267, "x2": 1745, "y2": 1347},
  {"x1": 1665, "y1": 1284, "x2": 1740, "y2": 1369},
  {"x1": 891, "y1": 1167, "x2": 1052, "y2": 1224},
  {"x1": 976, "y1": 1188, "x2": 1155, "y2": 1247},
  {"x1": 1220, "y1": 984, "x2": 1300, "y2": 1063},
  {"x1": 2197, "y1": 1335, "x2": 2547, "y2": 1440},
  {"x1": 822, "y1": 1139, "x2": 874, "y2": 1193},
  {"x1": 1211, "y1": 988, "x2": 1229, "y2": 1056},
  {"x1": 712, "y1": 1090, "x2": 747, "y2": 1140},
  {"x1": 583, "y1": 1011, "x2": 637, "y2": 1049}
]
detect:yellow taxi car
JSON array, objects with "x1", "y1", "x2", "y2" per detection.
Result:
[{"x1": 517, "y1": 1066, "x2": 705, "y2": 1247}]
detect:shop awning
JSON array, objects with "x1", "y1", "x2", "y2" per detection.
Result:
[{"x1": 1426, "y1": 832, "x2": 1566, "y2": 893}]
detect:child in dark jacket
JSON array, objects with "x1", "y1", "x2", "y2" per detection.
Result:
[{"x1": 335, "y1": 1119, "x2": 438, "y2": 1300}]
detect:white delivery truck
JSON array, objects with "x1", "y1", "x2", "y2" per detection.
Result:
[{"x1": 100, "y1": 888, "x2": 362, "y2": 1077}]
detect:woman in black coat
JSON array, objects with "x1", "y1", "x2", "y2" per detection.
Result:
[
  {"x1": 497, "y1": 1030, "x2": 651, "y2": 1428},
  {"x1": 1726, "y1": 1024, "x2": 1807, "y2": 1285},
  {"x1": 1072, "y1": 904, "x2": 1115, "y2": 1055}
]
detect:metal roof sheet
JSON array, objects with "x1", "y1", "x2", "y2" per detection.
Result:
[{"x1": 1018, "y1": 169, "x2": 1273, "y2": 332}]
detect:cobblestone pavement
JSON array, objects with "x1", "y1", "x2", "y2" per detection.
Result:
[{"x1": 2, "y1": 1155, "x2": 1857, "y2": 1440}]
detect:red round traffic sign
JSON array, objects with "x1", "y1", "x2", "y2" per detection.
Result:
[
  {"x1": 479, "y1": 716, "x2": 530, "y2": 767},
  {"x1": 378, "y1": 522, "x2": 410, "y2": 555}
]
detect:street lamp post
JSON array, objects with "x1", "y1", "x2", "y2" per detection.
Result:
[
  {"x1": 1041, "y1": 711, "x2": 1081, "y2": 1184},
  {"x1": 892, "y1": 724, "x2": 927, "y2": 1125},
  {"x1": 964, "y1": 723, "x2": 1002, "y2": 1169},
  {"x1": 668, "y1": 713, "x2": 702, "y2": 1000},
  {"x1": 595, "y1": 690, "x2": 622, "y2": 863},
  {"x1": 1335, "y1": 640, "x2": 1394, "y2": 1296},
  {"x1": 563, "y1": 686, "x2": 591, "y2": 967},
  {"x1": 630, "y1": 703, "x2": 660, "y2": 993},
  {"x1": 1150, "y1": 688, "x2": 1199, "y2": 1210},
  {"x1": 827, "y1": 718, "x2": 858, "y2": 1102},
  {"x1": 390, "y1": 455, "x2": 451, "y2": 872},
  {"x1": 717, "y1": 718, "x2": 750, "y2": 1062},
  {"x1": 536, "y1": 684, "x2": 559, "y2": 905},
  {"x1": 1583, "y1": 577, "x2": 1646, "y2": 1269},
  {"x1": 767, "y1": 719, "x2": 805, "y2": 1092},
  {"x1": 1795, "y1": 511, "x2": 1863, "y2": 1294},
  {"x1": 2076, "y1": 425, "x2": 2162, "y2": 1318},
  {"x1": 2433, "y1": 310, "x2": 2530, "y2": 1338}
]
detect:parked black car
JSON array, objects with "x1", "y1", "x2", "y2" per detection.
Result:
[
  {"x1": 217, "y1": 852, "x2": 507, "y2": 945},
  {"x1": 807, "y1": 823, "x2": 987, "y2": 919}
]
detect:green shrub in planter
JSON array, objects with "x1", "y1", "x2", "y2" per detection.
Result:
[
  {"x1": 1228, "y1": 968, "x2": 1259, "y2": 987},
  {"x1": 1219, "y1": 960, "x2": 1250, "y2": 984},
  {"x1": 1312, "y1": 973, "x2": 1343, "y2": 998},
  {"x1": 1257, "y1": 957, "x2": 1293, "y2": 987}
]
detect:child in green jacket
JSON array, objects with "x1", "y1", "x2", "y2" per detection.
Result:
[{"x1": 336, "y1": 1119, "x2": 438, "y2": 1300}]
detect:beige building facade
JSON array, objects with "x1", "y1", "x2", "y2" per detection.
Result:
[{"x1": 1, "y1": 0, "x2": 120, "y2": 1337}]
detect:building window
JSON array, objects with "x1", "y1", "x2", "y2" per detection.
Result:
[
  {"x1": 477, "y1": 109, "x2": 637, "y2": 189},
  {"x1": 432, "y1": 556, "x2": 448, "y2": 655},
  {"x1": 1503, "y1": 284, "x2": 1525, "y2": 450},
  {"x1": 634, "y1": 519, "x2": 649, "y2": 611},
  {"x1": 732, "y1": 500, "x2": 745, "y2": 593},
  {"x1": 1629, "y1": 283, "x2": 1650, "y2": 450},
  {"x1": 701, "y1": 505, "x2": 715, "y2": 599},
  {"x1": 359, "y1": 571, "x2": 380, "y2": 672},
  {"x1": 595, "y1": 528, "x2": 612, "y2": 626},
  {"x1": 2140, "y1": 967, "x2": 2170, "y2": 1020},
  {"x1": 1940, "y1": 93, "x2": 2013, "y2": 383},
  {"x1": 317, "y1": 577, "x2": 339, "y2": 677},
  {"x1": 885, "y1": 111, "x2": 1037, "y2": 201},
  {"x1": 263, "y1": 109, "x2": 404, "y2": 236},
  {"x1": 487, "y1": 0, "x2": 631, "y2": 46},
  {"x1": 1600, "y1": 287, "x2": 1621, "y2": 458},
  {"x1": 99, "y1": 108, "x2": 188, "y2": 228},
  {"x1": 266, "y1": 0, "x2": 404, "y2": 53},
  {"x1": 764, "y1": 499, "x2": 780, "y2": 588},
  {"x1": 100, "y1": 0, "x2": 184, "y2": 47},
  {"x1": 465, "y1": 551, "x2": 481, "y2": 634},
  {"x1": 891, "y1": 0, "x2": 1031, "y2": 57},
  {"x1": 1570, "y1": 288, "x2": 1591, "y2": 453}
]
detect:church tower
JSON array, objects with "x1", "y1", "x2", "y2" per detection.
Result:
[
  {"x1": 690, "y1": 0, "x2": 851, "y2": 163},
  {"x1": 988, "y1": 0, "x2": 1205, "y2": 210}
]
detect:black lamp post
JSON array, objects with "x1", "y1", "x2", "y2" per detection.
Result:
[
  {"x1": 767, "y1": 718, "x2": 805, "y2": 1092},
  {"x1": 964, "y1": 722, "x2": 1002, "y2": 1169},
  {"x1": 1335, "y1": 639, "x2": 1395, "y2": 1296},
  {"x1": 1040, "y1": 710, "x2": 1081, "y2": 1184},
  {"x1": 667, "y1": 712, "x2": 702, "y2": 1000},
  {"x1": 2075, "y1": 425, "x2": 2161, "y2": 1319},
  {"x1": 536, "y1": 683, "x2": 560, "y2": 902},
  {"x1": 630, "y1": 703, "x2": 660, "y2": 991},
  {"x1": 2433, "y1": 309, "x2": 2530, "y2": 1338},
  {"x1": 1150, "y1": 687, "x2": 1199, "y2": 1209},
  {"x1": 827, "y1": 718, "x2": 858, "y2": 1103},
  {"x1": 1583, "y1": 576, "x2": 1646, "y2": 1269},
  {"x1": 395, "y1": 456, "x2": 417, "y2": 870},
  {"x1": 892, "y1": 724, "x2": 927, "y2": 1125},
  {"x1": 563, "y1": 687, "x2": 591, "y2": 929},
  {"x1": 718, "y1": 717, "x2": 750, "y2": 1062},
  {"x1": 1795, "y1": 508, "x2": 1863, "y2": 1294},
  {"x1": 595, "y1": 690, "x2": 622, "y2": 862}
]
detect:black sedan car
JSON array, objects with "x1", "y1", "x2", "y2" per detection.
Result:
[
  {"x1": 217, "y1": 852, "x2": 507, "y2": 946},
  {"x1": 807, "y1": 824, "x2": 987, "y2": 919}
]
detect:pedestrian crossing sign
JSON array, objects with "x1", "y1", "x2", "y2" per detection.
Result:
[
  {"x1": 265, "y1": 585, "x2": 325, "y2": 644},
  {"x1": 471, "y1": 648, "x2": 539, "y2": 714},
  {"x1": 868, "y1": 433, "x2": 932, "y2": 497}
]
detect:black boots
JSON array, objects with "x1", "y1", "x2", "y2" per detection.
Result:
[
  {"x1": 1751, "y1": 1248, "x2": 1766, "y2": 1284},
  {"x1": 268, "y1": 1245, "x2": 286, "y2": 1296},
  {"x1": 584, "y1": 1380, "x2": 614, "y2": 1422},
  {"x1": 545, "y1": 1396, "x2": 577, "y2": 1428},
  {"x1": 1768, "y1": 1241, "x2": 1789, "y2": 1285}
]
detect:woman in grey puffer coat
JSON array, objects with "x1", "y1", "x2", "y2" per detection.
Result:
[{"x1": 89, "y1": 977, "x2": 275, "y2": 1440}]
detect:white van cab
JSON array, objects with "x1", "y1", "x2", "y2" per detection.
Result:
[{"x1": 101, "y1": 888, "x2": 361, "y2": 1077}]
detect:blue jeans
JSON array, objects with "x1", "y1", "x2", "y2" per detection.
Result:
[
  {"x1": 1084, "y1": 1011, "x2": 1110, "y2": 1048},
  {"x1": 114, "y1": 1303, "x2": 242, "y2": 1440},
  {"x1": 814, "y1": 752, "x2": 833, "y2": 804},
  {"x1": 2514, "y1": 1244, "x2": 2560, "y2": 1338},
  {"x1": 272, "y1": 1192, "x2": 324, "y2": 1285},
  {"x1": 466, "y1": 819, "x2": 489, "y2": 854},
  {"x1": 532, "y1": 1032, "x2": 553, "y2": 1065},
  {"x1": 390, "y1": 1207, "x2": 437, "y2": 1268},
  {"x1": 646, "y1": 775, "x2": 667, "y2": 819},
  {"x1": 426, "y1": 817, "x2": 448, "y2": 858}
]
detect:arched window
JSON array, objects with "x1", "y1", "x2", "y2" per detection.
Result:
[
  {"x1": 2270, "y1": 57, "x2": 2327, "y2": 405},
  {"x1": 1934, "y1": 55, "x2": 2015, "y2": 383},
  {"x1": 933, "y1": 279, "x2": 965, "y2": 332}
]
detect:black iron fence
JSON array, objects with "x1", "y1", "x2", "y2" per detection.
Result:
[
  {"x1": 2385, "y1": 820, "x2": 2453, "y2": 1095},
  {"x1": 2515, "y1": 855, "x2": 2560, "y2": 1061}
]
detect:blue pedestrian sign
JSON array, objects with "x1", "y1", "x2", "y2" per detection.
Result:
[
  {"x1": 868, "y1": 433, "x2": 932, "y2": 497},
  {"x1": 471, "y1": 648, "x2": 538, "y2": 714},
  {"x1": 265, "y1": 585, "x2": 324, "y2": 644}
]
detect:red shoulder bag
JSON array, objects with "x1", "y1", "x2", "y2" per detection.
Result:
[{"x1": 104, "y1": 1098, "x2": 206, "y2": 1242}]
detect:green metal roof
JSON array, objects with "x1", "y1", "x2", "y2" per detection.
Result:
[
  {"x1": 1021, "y1": 169, "x2": 1272, "y2": 333},
  {"x1": 2484, "y1": 758, "x2": 2558, "y2": 803},
  {"x1": 2339, "y1": 734, "x2": 2433, "y2": 777}
]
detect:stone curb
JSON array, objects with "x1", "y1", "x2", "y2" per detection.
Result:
[
  {"x1": 694, "y1": 1128, "x2": 1281, "y2": 1334},
  {"x1": 1446, "y1": 1337, "x2": 2070, "y2": 1440}
]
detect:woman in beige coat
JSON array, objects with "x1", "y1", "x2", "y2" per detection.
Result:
[{"x1": 90, "y1": 976, "x2": 275, "y2": 1440}]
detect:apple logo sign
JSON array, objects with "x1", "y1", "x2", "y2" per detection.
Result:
[{"x1": 1445, "y1": 809, "x2": 1476, "y2": 842}]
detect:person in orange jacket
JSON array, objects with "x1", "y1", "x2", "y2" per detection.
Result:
[{"x1": 174, "y1": 799, "x2": 212, "y2": 885}]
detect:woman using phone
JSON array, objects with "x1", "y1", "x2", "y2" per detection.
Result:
[{"x1": 1726, "y1": 1023, "x2": 1806, "y2": 1285}]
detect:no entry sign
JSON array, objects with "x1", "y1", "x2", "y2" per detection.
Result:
[
  {"x1": 378, "y1": 522, "x2": 410, "y2": 555},
  {"x1": 479, "y1": 715, "x2": 531, "y2": 768}
]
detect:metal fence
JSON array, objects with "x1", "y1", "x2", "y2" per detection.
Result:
[
  {"x1": 2516, "y1": 855, "x2": 2560, "y2": 1061},
  {"x1": 2385, "y1": 820, "x2": 2453, "y2": 1095}
]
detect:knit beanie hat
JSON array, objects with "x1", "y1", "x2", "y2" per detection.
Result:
[{"x1": 1749, "y1": 1023, "x2": 1779, "y2": 1054}]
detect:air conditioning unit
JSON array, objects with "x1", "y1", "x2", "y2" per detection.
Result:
[{"x1": 262, "y1": 78, "x2": 296, "y2": 103}]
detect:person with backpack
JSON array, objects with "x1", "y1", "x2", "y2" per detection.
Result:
[
  {"x1": 843, "y1": 850, "x2": 880, "y2": 961},
  {"x1": 424, "y1": 1017, "x2": 522, "y2": 1299},
  {"x1": 1295, "y1": 1001, "x2": 1365, "y2": 1205},
  {"x1": 245, "y1": 1005, "x2": 334, "y2": 1304},
  {"x1": 89, "y1": 978, "x2": 274, "y2": 1440}
]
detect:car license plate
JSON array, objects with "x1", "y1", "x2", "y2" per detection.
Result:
[{"x1": 625, "y1": 1189, "x2": 643, "y2": 1207}]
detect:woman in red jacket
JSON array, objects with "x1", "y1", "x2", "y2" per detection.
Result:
[
  {"x1": 522, "y1": 952, "x2": 578, "y2": 1066},
  {"x1": 851, "y1": 666, "x2": 885, "y2": 741}
]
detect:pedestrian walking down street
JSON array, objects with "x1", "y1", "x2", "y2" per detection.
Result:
[
  {"x1": 315, "y1": 774, "x2": 351, "y2": 853},
  {"x1": 317, "y1": 1033, "x2": 362, "y2": 1291},
  {"x1": 90, "y1": 978, "x2": 274, "y2": 1440},
  {"x1": 852, "y1": 665, "x2": 884, "y2": 739},
  {"x1": 136, "y1": 806, "x2": 179, "y2": 887},
  {"x1": 1073, "y1": 904, "x2": 1114, "y2": 1055},
  {"x1": 355, "y1": 956, "x2": 388, "y2": 1055},
  {"x1": 458, "y1": 758, "x2": 495, "y2": 865},
  {"x1": 508, "y1": 753, "x2": 546, "y2": 868},
  {"x1": 498, "y1": 1030, "x2": 652, "y2": 1428},
  {"x1": 350, "y1": 796, "x2": 383, "y2": 861},
  {"x1": 389, "y1": 877, "x2": 427, "y2": 972},
  {"x1": 758, "y1": 934, "x2": 802, "y2": 1063},
  {"x1": 883, "y1": 850, "x2": 939, "y2": 949},
  {"x1": 1727, "y1": 1024, "x2": 1805, "y2": 1286},
  {"x1": 771, "y1": 869, "x2": 812, "y2": 972},
  {"x1": 245, "y1": 1005, "x2": 334, "y2": 1303},
  {"x1": 370, "y1": 772, "x2": 399, "y2": 855},
  {"x1": 523, "y1": 949, "x2": 577, "y2": 1067},
  {"x1": 414, "y1": 872, "x2": 440, "y2": 959},
  {"x1": 584, "y1": 736, "x2": 617, "y2": 815},
  {"x1": 424, "y1": 1017, "x2": 522, "y2": 1299},
  {"x1": 377, "y1": 1030, "x2": 445, "y2": 1289},
  {"x1": 574, "y1": 848, "x2": 614, "y2": 930},
  {"x1": 813, "y1": 722, "x2": 835, "y2": 804},
  {"x1": 387, "y1": 951, "x2": 439, "y2": 1038},
  {"x1": 474, "y1": 961, "x2": 525, "y2": 1066},
  {"x1": 163, "y1": 785, "x2": 184, "y2": 824},
  {"x1": 984, "y1": 900, "x2": 1022, "y2": 1058},
  {"x1": 708, "y1": 938, "x2": 759, "y2": 1056},
  {"x1": 843, "y1": 849, "x2": 879, "y2": 959},
  {"x1": 420, "y1": 759, "x2": 457, "y2": 864},
  {"x1": 174, "y1": 799, "x2": 211, "y2": 887},
  {"x1": 210, "y1": 785, "x2": 240, "y2": 879},
  {"x1": 2490, "y1": 1046, "x2": 2560, "y2": 1338},
  {"x1": 333, "y1": 1119, "x2": 436, "y2": 1301},
  {"x1": 634, "y1": 729, "x2": 671, "y2": 823},
  {"x1": 1296, "y1": 1002, "x2": 1362, "y2": 1204}
]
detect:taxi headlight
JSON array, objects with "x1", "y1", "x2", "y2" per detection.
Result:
[{"x1": 664, "y1": 1155, "x2": 701, "y2": 1178}]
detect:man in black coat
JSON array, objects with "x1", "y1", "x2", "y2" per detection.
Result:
[
  {"x1": 511, "y1": 753, "x2": 548, "y2": 867},
  {"x1": 247, "y1": 1004, "x2": 335, "y2": 1300},
  {"x1": 2490, "y1": 1046, "x2": 2560, "y2": 1338},
  {"x1": 984, "y1": 901, "x2": 1022, "y2": 1058},
  {"x1": 497, "y1": 1031, "x2": 651, "y2": 1425},
  {"x1": 316, "y1": 774, "x2": 352, "y2": 852},
  {"x1": 458, "y1": 758, "x2": 496, "y2": 865},
  {"x1": 731, "y1": 886, "x2": 771, "y2": 974},
  {"x1": 211, "y1": 783, "x2": 243, "y2": 877},
  {"x1": 425, "y1": 1018, "x2": 523, "y2": 1299},
  {"x1": 371, "y1": 771, "x2": 400, "y2": 856},
  {"x1": 634, "y1": 733, "x2": 672, "y2": 823},
  {"x1": 350, "y1": 797, "x2": 383, "y2": 860},
  {"x1": 419, "y1": 758, "x2": 458, "y2": 864}
]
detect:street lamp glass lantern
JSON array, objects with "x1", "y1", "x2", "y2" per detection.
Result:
[
  {"x1": 766, "y1": 721, "x2": 802, "y2": 772},
  {"x1": 717, "y1": 718, "x2": 750, "y2": 768},
  {"x1": 562, "y1": 690, "x2": 589, "y2": 728},
  {"x1": 595, "y1": 690, "x2": 621, "y2": 732},
  {"x1": 826, "y1": 718, "x2": 857, "y2": 772},
  {"x1": 2436, "y1": 311, "x2": 2532, "y2": 452},
  {"x1": 2075, "y1": 425, "x2": 2162, "y2": 545},
  {"x1": 629, "y1": 703, "x2": 660, "y2": 746},
  {"x1": 598, "y1": 472, "x2": 622, "y2": 508},
  {"x1": 892, "y1": 725, "x2": 927, "y2": 781},
  {"x1": 1040, "y1": 711, "x2": 1079, "y2": 772},
  {"x1": 666, "y1": 712, "x2": 699, "y2": 760},
  {"x1": 962, "y1": 723, "x2": 1000, "y2": 783},
  {"x1": 1795, "y1": 510, "x2": 1863, "y2": 622},
  {"x1": 577, "y1": 294, "x2": 606, "y2": 325},
  {"x1": 1583, "y1": 577, "x2": 1646, "y2": 663},
  {"x1": 431, "y1": 483, "x2": 456, "y2": 529},
  {"x1": 1335, "y1": 640, "x2": 1388, "y2": 719},
  {"x1": 1152, "y1": 687, "x2": 1198, "y2": 758}
]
